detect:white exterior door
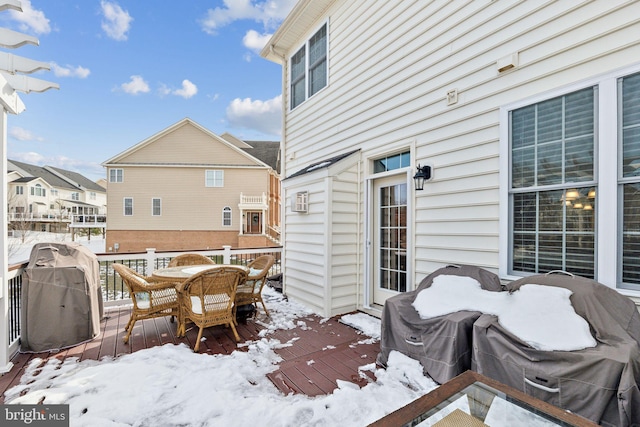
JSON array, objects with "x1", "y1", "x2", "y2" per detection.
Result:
[{"x1": 372, "y1": 175, "x2": 408, "y2": 306}]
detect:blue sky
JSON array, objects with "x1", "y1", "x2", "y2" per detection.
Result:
[{"x1": 1, "y1": 0, "x2": 295, "y2": 181}]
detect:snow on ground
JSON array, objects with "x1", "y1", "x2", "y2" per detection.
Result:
[
  {"x1": 3, "y1": 287, "x2": 438, "y2": 427},
  {"x1": 8, "y1": 232, "x2": 106, "y2": 265}
]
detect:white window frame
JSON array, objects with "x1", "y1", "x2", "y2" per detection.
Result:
[
  {"x1": 499, "y1": 62, "x2": 640, "y2": 296},
  {"x1": 205, "y1": 170, "x2": 224, "y2": 187},
  {"x1": 222, "y1": 206, "x2": 232, "y2": 226},
  {"x1": 291, "y1": 191, "x2": 308, "y2": 213},
  {"x1": 109, "y1": 168, "x2": 124, "y2": 183},
  {"x1": 152, "y1": 198, "x2": 161, "y2": 216},
  {"x1": 290, "y1": 21, "x2": 328, "y2": 110},
  {"x1": 123, "y1": 197, "x2": 133, "y2": 216},
  {"x1": 15, "y1": 186, "x2": 23, "y2": 195},
  {"x1": 71, "y1": 192, "x2": 80, "y2": 201}
]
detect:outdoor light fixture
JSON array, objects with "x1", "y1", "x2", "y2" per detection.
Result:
[{"x1": 413, "y1": 164, "x2": 433, "y2": 191}]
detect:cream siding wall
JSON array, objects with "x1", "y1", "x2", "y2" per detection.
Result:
[
  {"x1": 108, "y1": 165, "x2": 268, "y2": 230},
  {"x1": 279, "y1": 0, "x2": 640, "y2": 301}
]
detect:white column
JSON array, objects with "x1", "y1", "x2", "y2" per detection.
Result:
[{"x1": 0, "y1": 108, "x2": 12, "y2": 372}]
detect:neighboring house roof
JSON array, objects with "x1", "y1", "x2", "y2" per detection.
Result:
[
  {"x1": 7, "y1": 159, "x2": 105, "y2": 192},
  {"x1": 286, "y1": 149, "x2": 359, "y2": 179},
  {"x1": 47, "y1": 166, "x2": 105, "y2": 192},
  {"x1": 8, "y1": 160, "x2": 78, "y2": 190},
  {"x1": 242, "y1": 140, "x2": 280, "y2": 172}
]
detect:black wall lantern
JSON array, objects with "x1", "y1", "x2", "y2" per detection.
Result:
[{"x1": 413, "y1": 164, "x2": 432, "y2": 191}]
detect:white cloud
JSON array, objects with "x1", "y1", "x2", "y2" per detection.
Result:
[
  {"x1": 172, "y1": 80, "x2": 198, "y2": 99},
  {"x1": 119, "y1": 75, "x2": 149, "y2": 95},
  {"x1": 101, "y1": 1, "x2": 133, "y2": 41},
  {"x1": 9, "y1": 127, "x2": 44, "y2": 142},
  {"x1": 8, "y1": 0, "x2": 51, "y2": 34},
  {"x1": 226, "y1": 94, "x2": 282, "y2": 137},
  {"x1": 50, "y1": 63, "x2": 90, "y2": 79},
  {"x1": 200, "y1": 0, "x2": 296, "y2": 35},
  {"x1": 243, "y1": 29, "x2": 272, "y2": 52}
]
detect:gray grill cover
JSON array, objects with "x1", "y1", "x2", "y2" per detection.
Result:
[
  {"x1": 376, "y1": 264, "x2": 503, "y2": 384},
  {"x1": 472, "y1": 273, "x2": 640, "y2": 427},
  {"x1": 21, "y1": 242, "x2": 104, "y2": 352}
]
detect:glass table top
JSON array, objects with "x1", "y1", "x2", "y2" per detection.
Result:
[{"x1": 368, "y1": 371, "x2": 598, "y2": 427}]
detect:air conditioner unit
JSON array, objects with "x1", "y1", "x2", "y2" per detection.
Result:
[{"x1": 291, "y1": 191, "x2": 308, "y2": 213}]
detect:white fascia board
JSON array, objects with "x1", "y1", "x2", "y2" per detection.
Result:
[{"x1": 0, "y1": 52, "x2": 50, "y2": 74}]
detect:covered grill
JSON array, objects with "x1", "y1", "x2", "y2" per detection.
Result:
[{"x1": 21, "y1": 242, "x2": 104, "y2": 352}]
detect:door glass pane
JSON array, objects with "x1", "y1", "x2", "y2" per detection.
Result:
[{"x1": 379, "y1": 183, "x2": 408, "y2": 293}]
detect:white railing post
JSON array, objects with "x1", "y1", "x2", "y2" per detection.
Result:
[
  {"x1": 223, "y1": 245, "x2": 231, "y2": 265},
  {"x1": 145, "y1": 248, "x2": 156, "y2": 275}
]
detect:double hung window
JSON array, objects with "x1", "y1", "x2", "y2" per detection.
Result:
[
  {"x1": 290, "y1": 23, "x2": 327, "y2": 109},
  {"x1": 205, "y1": 170, "x2": 224, "y2": 187}
]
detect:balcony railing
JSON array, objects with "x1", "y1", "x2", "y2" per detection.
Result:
[
  {"x1": 8, "y1": 213, "x2": 70, "y2": 222},
  {"x1": 70, "y1": 214, "x2": 107, "y2": 228},
  {"x1": 5, "y1": 245, "x2": 282, "y2": 358}
]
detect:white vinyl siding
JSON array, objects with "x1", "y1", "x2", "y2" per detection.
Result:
[
  {"x1": 124, "y1": 197, "x2": 133, "y2": 216},
  {"x1": 110, "y1": 168, "x2": 123, "y2": 183},
  {"x1": 152, "y1": 198, "x2": 161, "y2": 216},
  {"x1": 290, "y1": 22, "x2": 328, "y2": 109},
  {"x1": 205, "y1": 170, "x2": 224, "y2": 187}
]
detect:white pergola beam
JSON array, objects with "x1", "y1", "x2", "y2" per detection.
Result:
[
  {"x1": 1, "y1": 72, "x2": 59, "y2": 93},
  {"x1": 0, "y1": 1, "x2": 21, "y2": 12},
  {"x1": 0, "y1": 27, "x2": 37, "y2": 48},
  {"x1": 0, "y1": 52, "x2": 50, "y2": 74}
]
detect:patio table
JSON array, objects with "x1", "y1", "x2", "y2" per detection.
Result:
[{"x1": 152, "y1": 264, "x2": 227, "y2": 280}]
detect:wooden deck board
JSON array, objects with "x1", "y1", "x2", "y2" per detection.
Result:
[{"x1": 0, "y1": 306, "x2": 380, "y2": 403}]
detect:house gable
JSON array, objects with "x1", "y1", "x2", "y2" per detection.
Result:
[{"x1": 104, "y1": 118, "x2": 265, "y2": 168}]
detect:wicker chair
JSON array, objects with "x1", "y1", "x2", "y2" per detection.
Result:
[
  {"x1": 112, "y1": 263, "x2": 180, "y2": 344},
  {"x1": 176, "y1": 265, "x2": 248, "y2": 351},
  {"x1": 168, "y1": 253, "x2": 215, "y2": 267},
  {"x1": 235, "y1": 255, "x2": 275, "y2": 318}
]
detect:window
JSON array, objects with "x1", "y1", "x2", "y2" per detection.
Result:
[
  {"x1": 290, "y1": 23, "x2": 327, "y2": 109},
  {"x1": 205, "y1": 170, "x2": 224, "y2": 187},
  {"x1": 51, "y1": 189, "x2": 58, "y2": 196},
  {"x1": 373, "y1": 151, "x2": 411, "y2": 173},
  {"x1": 222, "y1": 206, "x2": 232, "y2": 226},
  {"x1": 509, "y1": 87, "x2": 596, "y2": 278},
  {"x1": 292, "y1": 191, "x2": 308, "y2": 213},
  {"x1": 71, "y1": 192, "x2": 80, "y2": 201},
  {"x1": 152, "y1": 198, "x2": 161, "y2": 216},
  {"x1": 124, "y1": 197, "x2": 133, "y2": 216},
  {"x1": 31, "y1": 184, "x2": 45, "y2": 197},
  {"x1": 89, "y1": 192, "x2": 96, "y2": 200},
  {"x1": 620, "y1": 72, "x2": 640, "y2": 287},
  {"x1": 15, "y1": 186, "x2": 23, "y2": 195},
  {"x1": 109, "y1": 168, "x2": 123, "y2": 183}
]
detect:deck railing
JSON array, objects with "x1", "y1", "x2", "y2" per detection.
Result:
[{"x1": 5, "y1": 245, "x2": 282, "y2": 356}]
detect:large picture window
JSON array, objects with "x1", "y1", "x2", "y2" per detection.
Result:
[
  {"x1": 290, "y1": 23, "x2": 327, "y2": 109},
  {"x1": 510, "y1": 87, "x2": 596, "y2": 278}
]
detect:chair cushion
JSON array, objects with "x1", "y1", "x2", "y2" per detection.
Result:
[{"x1": 189, "y1": 294, "x2": 231, "y2": 314}]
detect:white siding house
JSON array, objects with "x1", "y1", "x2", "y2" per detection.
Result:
[{"x1": 262, "y1": 0, "x2": 640, "y2": 317}]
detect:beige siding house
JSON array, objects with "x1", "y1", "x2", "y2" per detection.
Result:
[
  {"x1": 262, "y1": 0, "x2": 640, "y2": 317},
  {"x1": 102, "y1": 118, "x2": 281, "y2": 253}
]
